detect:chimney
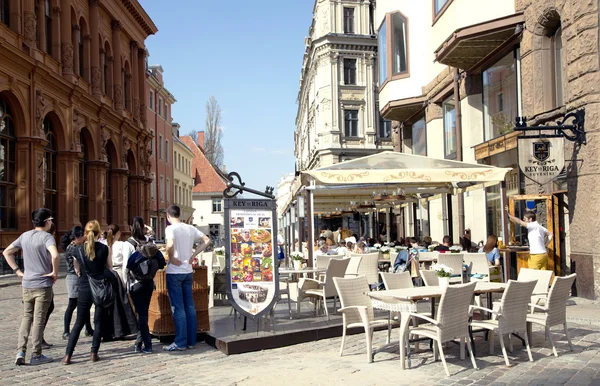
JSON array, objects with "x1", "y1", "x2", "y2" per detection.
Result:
[{"x1": 197, "y1": 131, "x2": 204, "y2": 151}]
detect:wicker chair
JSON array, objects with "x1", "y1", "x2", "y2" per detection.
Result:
[
  {"x1": 518, "y1": 268, "x2": 553, "y2": 305},
  {"x1": 344, "y1": 256, "x2": 362, "y2": 278},
  {"x1": 437, "y1": 254, "x2": 464, "y2": 284},
  {"x1": 355, "y1": 252, "x2": 380, "y2": 289},
  {"x1": 333, "y1": 276, "x2": 391, "y2": 363},
  {"x1": 464, "y1": 253, "x2": 491, "y2": 282},
  {"x1": 526, "y1": 274, "x2": 577, "y2": 357},
  {"x1": 420, "y1": 270, "x2": 439, "y2": 286},
  {"x1": 381, "y1": 272, "x2": 413, "y2": 290},
  {"x1": 470, "y1": 280, "x2": 537, "y2": 366},
  {"x1": 399, "y1": 282, "x2": 478, "y2": 376},
  {"x1": 297, "y1": 258, "x2": 350, "y2": 319}
]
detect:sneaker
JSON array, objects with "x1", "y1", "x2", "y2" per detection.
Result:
[
  {"x1": 30, "y1": 354, "x2": 53, "y2": 365},
  {"x1": 134, "y1": 344, "x2": 143, "y2": 353},
  {"x1": 62, "y1": 333, "x2": 70, "y2": 340},
  {"x1": 41, "y1": 340, "x2": 53, "y2": 350},
  {"x1": 141, "y1": 347, "x2": 153, "y2": 354},
  {"x1": 162, "y1": 343, "x2": 186, "y2": 352},
  {"x1": 186, "y1": 345, "x2": 196, "y2": 350},
  {"x1": 15, "y1": 351, "x2": 25, "y2": 366}
]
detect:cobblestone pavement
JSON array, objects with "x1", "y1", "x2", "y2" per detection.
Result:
[{"x1": 1, "y1": 280, "x2": 600, "y2": 385}]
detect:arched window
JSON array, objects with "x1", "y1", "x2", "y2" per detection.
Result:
[
  {"x1": 79, "y1": 132, "x2": 88, "y2": 225},
  {"x1": 43, "y1": 117, "x2": 57, "y2": 220},
  {"x1": 0, "y1": 0, "x2": 10, "y2": 26},
  {"x1": 78, "y1": 26, "x2": 84, "y2": 77},
  {"x1": 0, "y1": 95, "x2": 17, "y2": 230},
  {"x1": 45, "y1": 0, "x2": 52, "y2": 56},
  {"x1": 552, "y1": 26, "x2": 564, "y2": 107}
]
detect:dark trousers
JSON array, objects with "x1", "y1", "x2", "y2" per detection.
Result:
[
  {"x1": 130, "y1": 281, "x2": 154, "y2": 350},
  {"x1": 64, "y1": 297, "x2": 93, "y2": 335},
  {"x1": 65, "y1": 289, "x2": 105, "y2": 355}
]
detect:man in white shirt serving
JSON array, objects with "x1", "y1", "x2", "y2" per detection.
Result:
[
  {"x1": 163, "y1": 205, "x2": 210, "y2": 351},
  {"x1": 505, "y1": 205, "x2": 553, "y2": 270}
]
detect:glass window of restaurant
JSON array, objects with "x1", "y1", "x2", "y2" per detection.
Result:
[
  {"x1": 411, "y1": 116, "x2": 427, "y2": 156},
  {"x1": 443, "y1": 97, "x2": 456, "y2": 159},
  {"x1": 485, "y1": 165, "x2": 524, "y2": 244},
  {"x1": 482, "y1": 49, "x2": 520, "y2": 141}
]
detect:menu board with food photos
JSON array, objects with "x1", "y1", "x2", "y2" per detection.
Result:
[{"x1": 225, "y1": 199, "x2": 278, "y2": 319}]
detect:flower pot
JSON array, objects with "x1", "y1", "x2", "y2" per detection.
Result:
[
  {"x1": 293, "y1": 260, "x2": 302, "y2": 270},
  {"x1": 439, "y1": 276, "x2": 449, "y2": 290}
]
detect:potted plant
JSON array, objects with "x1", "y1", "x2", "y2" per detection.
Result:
[
  {"x1": 432, "y1": 263, "x2": 453, "y2": 289},
  {"x1": 380, "y1": 245, "x2": 391, "y2": 261},
  {"x1": 290, "y1": 251, "x2": 304, "y2": 270},
  {"x1": 449, "y1": 245, "x2": 463, "y2": 254}
]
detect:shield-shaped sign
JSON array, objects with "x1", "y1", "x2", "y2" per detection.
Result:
[
  {"x1": 224, "y1": 199, "x2": 279, "y2": 320},
  {"x1": 518, "y1": 137, "x2": 565, "y2": 185},
  {"x1": 533, "y1": 142, "x2": 550, "y2": 162}
]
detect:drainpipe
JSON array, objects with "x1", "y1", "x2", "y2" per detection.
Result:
[
  {"x1": 154, "y1": 86, "x2": 160, "y2": 239},
  {"x1": 453, "y1": 68, "x2": 465, "y2": 237}
]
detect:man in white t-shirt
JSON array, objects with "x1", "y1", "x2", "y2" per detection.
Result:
[
  {"x1": 506, "y1": 206, "x2": 553, "y2": 270},
  {"x1": 162, "y1": 205, "x2": 210, "y2": 351}
]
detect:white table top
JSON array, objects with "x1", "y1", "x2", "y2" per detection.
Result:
[
  {"x1": 368, "y1": 282, "x2": 506, "y2": 302},
  {"x1": 278, "y1": 267, "x2": 327, "y2": 274}
]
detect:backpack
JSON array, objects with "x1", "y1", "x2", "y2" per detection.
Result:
[{"x1": 126, "y1": 238, "x2": 165, "y2": 282}]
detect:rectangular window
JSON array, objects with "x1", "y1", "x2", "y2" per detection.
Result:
[
  {"x1": 392, "y1": 13, "x2": 407, "y2": 75},
  {"x1": 151, "y1": 173, "x2": 155, "y2": 199},
  {"x1": 212, "y1": 198, "x2": 222, "y2": 213},
  {"x1": 443, "y1": 97, "x2": 457, "y2": 159},
  {"x1": 150, "y1": 130, "x2": 155, "y2": 155},
  {"x1": 1, "y1": 0, "x2": 10, "y2": 26},
  {"x1": 344, "y1": 110, "x2": 359, "y2": 137},
  {"x1": 158, "y1": 136, "x2": 163, "y2": 160},
  {"x1": 209, "y1": 224, "x2": 221, "y2": 239},
  {"x1": 482, "y1": 51, "x2": 518, "y2": 141},
  {"x1": 343, "y1": 59, "x2": 357, "y2": 85},
  {"x1": 158, "y1": 97, "x2": 162, "y2": 116},
  {"x1": 411, "y1": 117, "x2": 427, "y2": 156},
  {"x1": 165, "y1": 140, "x2": 169, "y2": 164},
  {"x1": 160, "y1": 176, "x2": 164, "y2": 200},
  {"x1": 165, "y1": 103, "x2": 168, "y2": 120},
  {"x1": 378, "y1": 19, "x2": 387, "y2": 85},
  {"x1": 343, "y1": 7, "x2": 355, "y2": 34},
  {"x1": 166, "y1": 178, "x2": 170, "y2": 201},
  {"x1": 149, "y1": 91, "x2": 154, "y2": 110},
  {"x1": 434, "y1": 0, "x2": 450, "y2": 15},
  {"x1": 379, "y1": 117, "x2": 392, "y2": 139}
]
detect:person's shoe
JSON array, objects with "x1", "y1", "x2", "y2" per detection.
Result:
[
  {"x1": 84, "y1": 330, "x2": 93, "y2": 337},
  {"x1": 141, "y1": 347, "x2": 153, "y2": 354},
  {"x1": 30, "y1": 354, "x2": 53, "y2": 365},
  {"x1": 41, "y1": 340, "x2": 53, "y2": 349},
  {"x1": 134, "y1": 344, "x2": 143, "y2": 353},
  {"x1": 61, "y1": 355, "x2": 72, "y2": 365},
  {"x1": 62, "y1": 333, "x2": 70, "y2": 340},
  {"x1": 162, "y1": 343, "x2": 186, "y2": 352},
  {"x1": 90, "y1": 352, "x2": 100, "y2": 362},
  {"x1": 15, "y1": 351, "x2": 25, "y2": 366},
  {"x1": 186, "y1": 345, "x2": 196, "y2": 350}
]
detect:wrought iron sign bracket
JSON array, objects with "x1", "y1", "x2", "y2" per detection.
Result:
[
  {"x1": 514, "y1": 109, "x2": 586, "y2": 145},
  {"x1": 223, "y1": 172, "x2": 275, "y2": 199}
]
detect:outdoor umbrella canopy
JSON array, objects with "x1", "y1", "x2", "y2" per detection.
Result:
[{"x1": 303, "y1": 151, "x2": 512, "y2": 185}]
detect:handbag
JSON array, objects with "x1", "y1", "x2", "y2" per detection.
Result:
[{"x1": 78, "y1": 247, "x2": 115, "y2": 308}]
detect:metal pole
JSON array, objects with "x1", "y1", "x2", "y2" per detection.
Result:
[
  {"x1": 308, "y1": 185, "x2": 315, "y2": 267},
  {"x1": 386, "y1": 207, "x2": 391, "y2": 243}
]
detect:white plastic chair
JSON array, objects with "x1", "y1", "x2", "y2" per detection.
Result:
[
  {"x1": 470, "y1": 280, "x2": 537, "y2": 366},
  {"x1": 400, "y1": 282, "x2": 478, "y2": 377},
  {"x1": 297, "y1": 258, "x2": 350, "y2": 319},
  {"x1": 526, "y1": 274, "x2": 576, "y2": 357},
  {"x1": 438, "y1": 254, "x2": 464, "y2": 284},
  {"x1": 518, "y1": 268, "x2": 553, "y2": 305},
  {"x1": 333, "y1": 276, "x2": 391, "y2": 363}
]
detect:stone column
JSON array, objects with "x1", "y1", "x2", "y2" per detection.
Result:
[
  {"x1": 51, "y1": 6, "x2": 61, "y2": 61},
  {"x1": 330, "y1": 52, "x2": 340, "y2": 130},
  {"x1": 72, "y1": 25, "x2": 80, "y2": 76},
  {"x1": 16, "y1": 138, "x2": 37, "y2": 232},
  {"x1": 37, "y1": 0, "x2": 46, "y2": 51},
  {"x1": 87, "y1": 160, "x2": 109, "y2": 227},
  {"x1": 56, "y1": 151, "x2": 80, "y2": 233},
  {"x1": 138, "y1": 47, "x2": 147, "y2": 127},
  {"x1": 112, "y1": 168, "x2": 129, "y2": 230},
  {"x1": 106, "y1": 56, "x2": 114, "y2": 99},
  {"x1": 89, "y1": 0, "x2": 101, "y2": 98},
  {"x1": 9, "y1": 0, "x2": 22, "y2": 34},
  {"x1": 22, "y1": 0, "x2": 36, "y2": 48},
  {"x1": 60, "y1": 0, "x2": 73, "y2": 78},
  {"x1": 130, "y1": 41, "x2": 139, "y2": 122},
  {"x1": 111, "y1": 20, "x2": 123, "y2": 113}
]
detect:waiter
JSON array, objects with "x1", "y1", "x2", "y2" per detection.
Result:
[{"x1": 505, "y1": 205, "x2": 553, "y2": 270}]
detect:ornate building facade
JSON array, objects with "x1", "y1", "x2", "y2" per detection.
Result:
[{"x1": 0, "y1": 0, "x2": 156, "y2": 246}]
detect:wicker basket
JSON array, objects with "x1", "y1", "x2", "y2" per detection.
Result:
[{"x1": 148, "y1": 267, "x2": 210, "y2": 336}]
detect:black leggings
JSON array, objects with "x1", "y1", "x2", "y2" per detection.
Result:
[
  {"x1": 130, "y1": 281, "x2": 154, "y2": 349},
  {"x1": 64, "y1": 297, "x2": 94, "y2": 335},
  {"x1": 66, "y1": 289, "x2": 106, "y2": 355},
  {"x1": 44, "y1": 297, "x2": 54, "y2": 329}
]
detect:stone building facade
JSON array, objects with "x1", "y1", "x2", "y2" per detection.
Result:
[
  {"x1": 0, "y1": 0, "x2": 156, "y2": 246},
  {"x1": 172, "y1": 123, "x2": 194, "y2": 225},
  {"x1": 376, "y1": 0, "x2": 600, "y2": 298}
]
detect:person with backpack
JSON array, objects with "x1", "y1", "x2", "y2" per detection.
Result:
[
  {"x1": 62, "y1": 220, "x2": 112, "y2": 365},
  {"x1": 123, "y1": 216, "x2": 165, "y2": 354},
  {"x1": 163, "y1": 205, "x2": 210, "y2": 352}
]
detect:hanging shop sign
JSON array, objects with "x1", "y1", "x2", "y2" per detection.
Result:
[
  {"x1": 517, "y1": 137, "x2": 565, "y2": 185},
  {"x1": 224, "y1": 198, "x2": 279, "y2": 319}
]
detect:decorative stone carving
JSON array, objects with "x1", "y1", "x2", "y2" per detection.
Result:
[
  {"x1": 23, "y1": 12, "x2": 36, "y2": 47},
  {"x1": 122, "y1": 136, "x2": 130, "y2": 168},
  {"x1": 320, "y1": 98, "x2": 331, "y2": 111},
  {"x1": 133, "y1": 98, "x2": 140, "y2": 122},
  {"x1": 52, "y1": 6, "x2": 61, "y2": 16},
  {"x1": 145, "y1": 143, "x2": 152, "y2": 175},
  {"x1": 138, "y1": 142, "x2": 147, "y2": 177},
  {"x1": 91, "y1": 67, "x2": 102, "y2": 94},
  {"x1": 89, "y1": 0, "x2": 99, "y2": 7},
  {"x1": 36, "y1": 154, "x2": 44, "y2": 199},
  {"x1": 114, "y1": 84, "x2": 123, "y2": 107},
  {"x1": 35, "y1": 90, "x2": 46, "y2": 137},
  {"x1": 61, "y1": 43, "x2": 74, "y2": 72},
  {"x1": 139, "y1": 104, "x2": 147, "y2": 126},
  {"x1": 71, "y1": 109, "x2": 85, "y2": 152},
  {"x1": 111, "y1": 20, "x2": 121, "y2": 31},
  {"x1": 100, "y1": 125, "x2": 110, "y2": 161}
]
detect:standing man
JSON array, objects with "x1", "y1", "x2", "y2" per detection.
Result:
[
  {"x1": 3, "y1": 208, "x2": 59, "y2": 365},
  {"x1": 505, "y1": 206, "x2": 553, "y2": 270},
  {"x1": 163, "y1": 205, "x2": 210, "y2": 351}
]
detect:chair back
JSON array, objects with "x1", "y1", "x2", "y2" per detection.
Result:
[
  {"x1": 345, "y1": 256, "x2": 362, "y2": 277},
  {"x1": 420, "y1": 270, "x2": 439, "y2": 286},
  {"x1": 497, "y1": 279, "x2": 536, "y2": 333},
  {"x1": 544, "y1": 273, "x2": 577, "y2": 326},
  {"x1": 518, "y1": 268, "x2": 553, "y2": 296},
  {"x1": 356, "y1": 252, "x2": 380, "y2": 285},
  {"x1": 333, "y1": 276, "x2": 373, "y2": 325},
  {"x1": 380, "y1": 272, "x2": 413, "y2": 290},
  {"x1": 324, "y1": 258, "x2": 350, "y2": 298},
  {"x1": 317, "y1": 255, "x2": 334, "y2": 270},
  {"x1": 436, "y1": 282, "x2": 476, "y2": 342},
  {"x1": 437, "y1": 254, "x2": 464, "y2": 283},
  {"x1": 418, "y1": 251, "x2": 439, "y2": 262},
  {"x1": 464, "y1": 253, "x2": 490, "y2": 282}
]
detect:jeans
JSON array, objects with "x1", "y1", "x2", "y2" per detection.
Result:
[
  {"x1": 166, "y1": 273, "x2": 197, "y2": 348},
  {"x1": 130, "y1": 281, "x2": 154, "y2": 350},
  {"x1": 66, "y1": 289, "x2": 105, "y2": 355},
  {"x1": 64, "y1": 298, "x2": 93, "y2": 335},
  {"x1": 18, "y1": 287, "x2": 53, "y2": 355}
]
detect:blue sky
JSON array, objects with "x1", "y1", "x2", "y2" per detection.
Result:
[{"x1": 142, "y1": 0, "x2": 314, "y2": 193}]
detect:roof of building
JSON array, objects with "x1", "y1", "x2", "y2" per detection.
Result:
[{"x1": 180, "y1": 136, "x2": 227, "y2": 194}]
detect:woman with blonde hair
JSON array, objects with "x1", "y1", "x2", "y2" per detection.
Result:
[{"x1": 62, "y1": 220, "x2": 112, "y2": 365}]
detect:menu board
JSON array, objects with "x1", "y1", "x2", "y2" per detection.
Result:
[{"x1": 225, "y1": 199, "x2": 278, "y2": 318}]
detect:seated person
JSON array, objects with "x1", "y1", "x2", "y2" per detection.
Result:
[
  {"x1": 335, "y1": 241, "x2": 348, "y2": 256},
  {"x1": 354, "y1": 241, "x2": 366, "y2": 254},
  {"x1": 434, "y1": 235, "x2": 452, "y2": 252},
  {"x1": 479, "y1": 235, "x2": 500, "y2": 266}
]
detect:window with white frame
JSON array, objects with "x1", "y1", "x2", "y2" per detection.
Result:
[
  {"x1": 159, "y1": 135, "x2": 163, "y2": 160},
  {"x1": 344, "y1": 109, "x2": 359, "y2": 137},
  {"x1": 160, "y1": 176, "x2": 164, "y2": 200},
  {"x1": 212, "y1": 198, "x2": 222, "y2": 213},
  {"x1": 165, "y1": 140, "x2": 169, "y2": 164},
  {"x1": 443, "y1": 97, "x2": 457, "y2": 159},
  {"x1": 151, "y1": 173, "x2": 155, "y2": 199},
  {"x1": 166, "y1": 178, "x2": 170, "y2": 201},
  {"x1": 149, "y1": 91, "x2": 154, "y2": 110},
  {"x1": 158, "y1": 97, "x2": 162, "y2": 116}
]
